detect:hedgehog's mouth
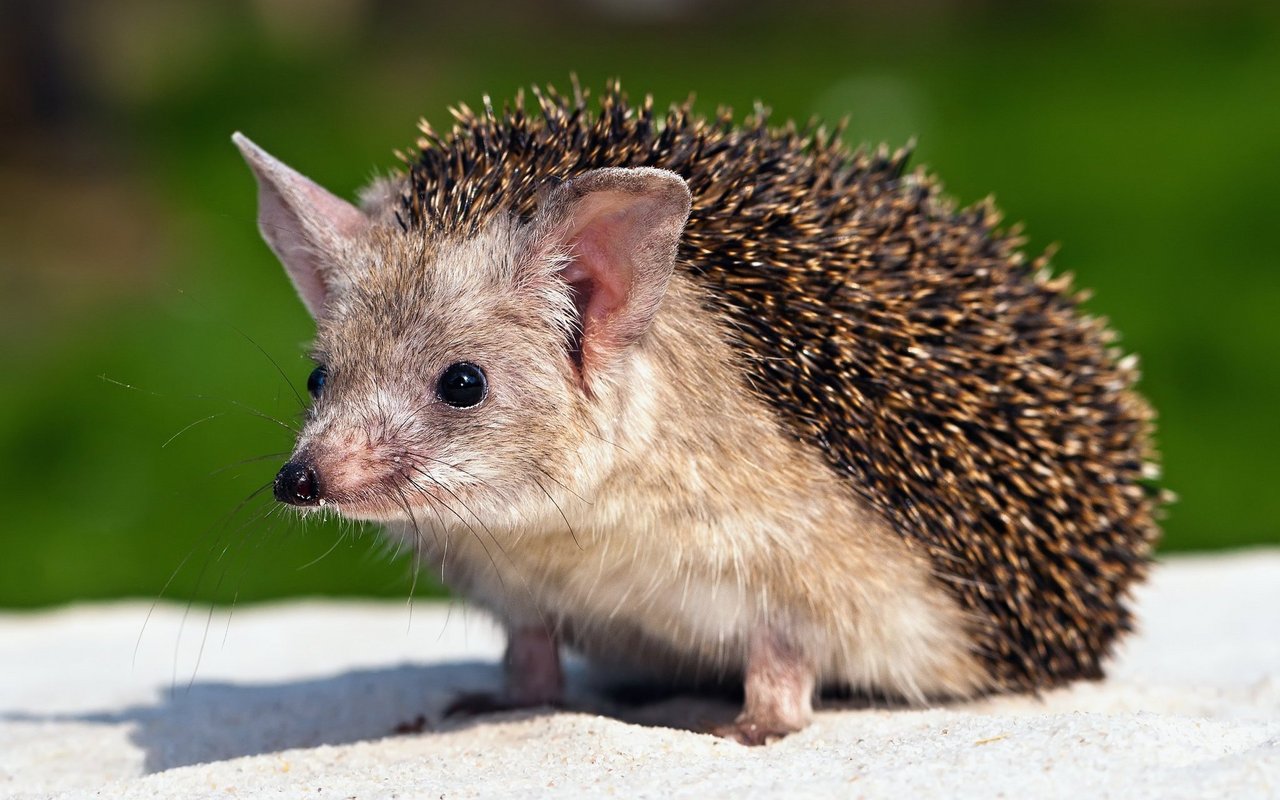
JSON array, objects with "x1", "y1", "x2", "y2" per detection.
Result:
[
  {"x1": 273, "y1": 432, "x2": 479, "y2": 526},
  {"x1": 308, "y1": 469, "x2": 468, "y2": 524},
  {"x1": 289, "y1": 476, "x2": 430, "y2": 522},
  {"x1": 317, "y1": 491, "x2": 409, "y2": 522},
  {"x1": 272, "y1": 451, "x2": 406, "y2": 516}
]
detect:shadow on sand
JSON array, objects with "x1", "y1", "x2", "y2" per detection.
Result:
[{"x1": 2, "y1": 659, "x2": 760, "y2": 772}]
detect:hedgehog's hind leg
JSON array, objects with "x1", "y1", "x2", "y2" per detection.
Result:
[{"x1": 712, "y1": 628, "x2": 816, "y2": 746}]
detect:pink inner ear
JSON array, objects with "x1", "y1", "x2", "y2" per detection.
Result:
[
  {"x1": 539, "y1": 168, "x2": 690, "y2": 382},
  {"x1": 563, "y1": 212, "x2": 635, "y2": 356}
]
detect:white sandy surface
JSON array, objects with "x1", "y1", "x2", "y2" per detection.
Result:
[{"x1": 1, "y1": 550, "x2": 1277, "y2": 799}]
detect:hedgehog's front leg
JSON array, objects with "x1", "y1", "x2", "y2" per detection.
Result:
[
  {"x1": 503, "y1": 624, "x2": 565, "y2": 705},
  {"x1": 445, "y1": 625, "x2": 563, "y2": 716},
  {"x1": 715, "y1": 628, "x2": 816, "y2": 745}
]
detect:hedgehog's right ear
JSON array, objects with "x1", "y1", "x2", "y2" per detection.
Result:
[
  {"x1": 232, "y1": 132, "x2": 368, "y2": 320},
  {"x1": 533, "y1": 167, "x2": 692, "y2": 384}
]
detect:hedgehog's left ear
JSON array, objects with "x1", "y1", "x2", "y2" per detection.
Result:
[
  {"x1": 232, "y1": 132, "x2": 369, "y2": 320},
  {"x1": 533, "y1": 167, "x2": 692, "y2": 383}
]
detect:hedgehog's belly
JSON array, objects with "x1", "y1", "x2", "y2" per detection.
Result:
[
  {"x1": 407, "y1": 519, "x2": 985, "y2": 700},
  {"x1": 395, "y1": 519, "x2": 749, "y2": 676},
  {"x1": 504, "y1": 536, "x2": 755, "y2": 678},
  {"x1": 543, "y1": 560, "x2": 755, "y2": 680}
]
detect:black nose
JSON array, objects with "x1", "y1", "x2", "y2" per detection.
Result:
[{"x1": 274, "y1": 461, "x2": 321, "y2": 506}]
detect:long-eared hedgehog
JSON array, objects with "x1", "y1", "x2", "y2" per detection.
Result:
[{"x1": 234, "y1": 80, "x2": 1163, "y2": 745}]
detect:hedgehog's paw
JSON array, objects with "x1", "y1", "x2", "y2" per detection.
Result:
[
  {"x1": 711, "y1": 627, "x2": 815, "y2": 745},
  {"x1": 710, "y1": 715, "x2": 804, "y2": 746},
  {"x1": 443, "y1": 691, "x2": 561, "y2": 718}
]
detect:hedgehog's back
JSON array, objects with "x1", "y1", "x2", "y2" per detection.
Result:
[{"x1": 403, "y1": 83, "x2": 1162, "y2": 690}]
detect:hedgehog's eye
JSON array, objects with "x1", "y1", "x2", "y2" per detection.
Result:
[
  {"x1": 437, "y1": 362, "x2": 487, "y2": 408},
  {"x1": 307, "y1": 365, "x2": 328, "y2": 398}
]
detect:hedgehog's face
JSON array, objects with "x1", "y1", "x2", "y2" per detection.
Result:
[
  {"x1": 233, "y1": 134, "x2": 690, "y2": 528},
  {"x1": 282, "y1": 222, "x2": 583, "y2": 523}
]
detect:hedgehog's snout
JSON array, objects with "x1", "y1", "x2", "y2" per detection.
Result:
[{"x1": 275, "y1": 460, "x2": 322, "y2": 506}]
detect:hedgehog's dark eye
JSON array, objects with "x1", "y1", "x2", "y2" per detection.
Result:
[
  {"x1": 437, "y1": 362, "x2": 486, "y2": 408},
  {"x1": 307, "y1": 365, "x2": 328, "y2": 398}
]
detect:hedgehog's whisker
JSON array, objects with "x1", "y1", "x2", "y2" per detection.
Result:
[{"x1": 135, "y1": 480, "x2": 273, "y2": 669}]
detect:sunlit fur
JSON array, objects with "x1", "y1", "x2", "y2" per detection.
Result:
[
  {"x1": 245, "y1": 81, "x2": 1164, "y2": 717},
  {"x1": 294, "y1": 214, "x2": 986, "y2": 702},
  {"x1": 392, "y1": 83, "x2": 1163, "y2": 694}
]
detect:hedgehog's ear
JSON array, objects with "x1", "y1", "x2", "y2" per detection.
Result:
[
  {"x1": 534, "y1": 167, "x2": 692, "y2": 381},
  {"x1": 232, "y1": 132, "x2": 368, "y2": 320}
]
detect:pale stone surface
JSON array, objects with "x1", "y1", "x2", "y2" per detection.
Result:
[{"x1": 1, "y1": 551, "x2": 1277, "y2": 799}]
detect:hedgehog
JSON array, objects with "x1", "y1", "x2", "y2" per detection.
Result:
[{"x1": 233, "y1": 80, "x2": 1162, "y2": 745}]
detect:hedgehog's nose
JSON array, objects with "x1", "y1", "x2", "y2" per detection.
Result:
[{"x1": 274, "y1": 461, "x2": 322, "y2": 506}]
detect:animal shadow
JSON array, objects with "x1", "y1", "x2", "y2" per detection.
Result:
[{"x1": 4, "y1": 660, "x2": 749, "y2": 773}]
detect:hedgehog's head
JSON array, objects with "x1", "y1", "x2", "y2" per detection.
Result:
[{"x1": 233, "y1": 133, "x2": 690, "y2": 524}]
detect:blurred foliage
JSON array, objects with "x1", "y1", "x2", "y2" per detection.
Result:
[{"x1": 0, "y1": 0, "x2": 1276, "y2": 607}]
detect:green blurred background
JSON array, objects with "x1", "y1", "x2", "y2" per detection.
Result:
[{"x1": 1, "y1": 0, "x2": 1276, "y2": 608}]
